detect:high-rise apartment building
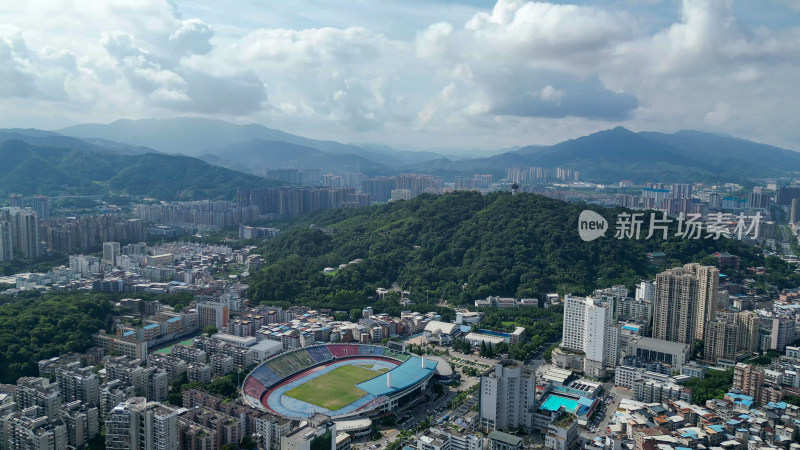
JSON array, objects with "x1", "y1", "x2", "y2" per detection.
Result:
[
  {"x1": 480, "y1": 361, "x2": 536, "y2": 432},
  {"x1": 56, "y1": 367, "x2": 100, "y2": 407},
  {"x1": 60, "y1": 400, "x2": 100, "y2": 448},
  {"x1": 5, "y1": 410, "x2": 68, "y2": 450},
  {"x1": 635, "y1": 280, "x2": 654, "y2": 301},
  {"x1": 0, "y1": 221, "x2": 12, "y2": 262},
  {"x1": 561, "y1": 295, "x2": 618, "y2": 377},
  {"x1": 8, "y1": 194, "x2": 23, "y2": 208},
  {"x1": 703, "y1": 321, "x2": 739, "y2": 364},
  {"x1": 13, "y1": 208, "x2": 42, "y2": 259},
  {"x1": 103, "y1": 241, "x2": 121, "y2": 266},
  {"x1": 15, "y1": 377, "x2": 61, "y2": 422},
  {"x1": 197, "y1": 301, "x2": 229, "y2": 330},
  {"x1": 652, "y1": 264, "x2": 718, "y2": 344},
  {"x1": 106, "y1": 397, "x2": 182, "y2": 450},
  {"x1": 704, "y1": 310, "x2": 762, "y2": 364},
  {"x1": 32, "y1": 195, "x2": 49, "y2": 220}
]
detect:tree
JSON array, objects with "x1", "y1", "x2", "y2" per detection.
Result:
[
  {"x1": 494, "y1": 341, "x2": 508, "y2": 355},
  {"x1": 682, "y1": 369, "x2": 733, "y2": 405},
  {"x1": 240, "y1": 435, "x2": 258, "y2": 449},
  {"x1": 0, "y1": 292, "x2": 113, "y2": 383},
  {"x1": 203, "y1": 326, "x2": 218, "y2": 336}
]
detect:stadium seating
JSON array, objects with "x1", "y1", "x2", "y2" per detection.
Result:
[
  {"x1": 244, "y1": 376, "x2": 266, "y2": 399},
  {"x1": 266, "y1": 358, "x2": 294, "y2": 379},
  {"x1": 293, "y1": 349, "x2": 316, "y2": 367},
  {"x1": 307, "y1": 345, "x2": 333, "y2": 363},
  {"x1": 328, "y1": 344, "x2": 357, "y2": 358},
  {"x1": 357, "y1": 345, "x2": 386, "y2": 356},
  {"x1": 251, "y1": 364, "x2": 281, "y2": 387},
  {"x1": 248, "y1": 344, "x2": 416, "y2": 397}
]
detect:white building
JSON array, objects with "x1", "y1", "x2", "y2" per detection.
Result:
[
  {"x1": 480, "y1": 360, "x2": 536, "y2": 432},
  {"x1": 561, "y1": 295, "x2": 618, "y2": 378},
  {"x1": 635, "y1": 280, "x2": 654, "y2": 302},
  {"x1": 423, "y1": 321, "x2": 461, "y2": 346}
]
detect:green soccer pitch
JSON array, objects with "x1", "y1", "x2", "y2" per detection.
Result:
[{"x1": 284, "y1": 364, "x2": 382, "y2": 410}]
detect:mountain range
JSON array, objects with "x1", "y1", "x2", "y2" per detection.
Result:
[
  {"x1": 59, "y1": 118, "x2": 441, "y2": 172},
  {"x1": 57, "y1": 118, "x2": 800, "y2": 184},
  {"x1": 0, "y1": 135, "x2": 281, "y2": 200},
  {"x1": 407, "y1": 127, "x2": 800, "y2": 183},
  {"x1": 0, "y1": 118, "x2": 796, "y2": 202}
]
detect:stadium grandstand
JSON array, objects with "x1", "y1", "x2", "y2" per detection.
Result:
[{"x1": 242, "y1": 344, "x2": 438, "y2": 420}]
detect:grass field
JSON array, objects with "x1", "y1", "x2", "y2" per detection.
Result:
[
  {"x1": 154, "y1": 338, "x2": 195, "y2": 355},
  {"x1": 285, "y1": 365, "x2": 381, "y2": 410}
]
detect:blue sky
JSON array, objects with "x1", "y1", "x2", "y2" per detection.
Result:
[{"x1": 1, "y1": 0, "x2": 800, "y2": 152}]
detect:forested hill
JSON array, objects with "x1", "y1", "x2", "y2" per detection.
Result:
[
  {"x1": 0, "y1": 139, "x2": 283, "y2": 200},
  {"x1": 247, "y1": 191, "x2": 765, "y2": 307}
]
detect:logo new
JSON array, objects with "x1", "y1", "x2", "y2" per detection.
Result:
[{"x1": 578, "y1": 210, "x2": 608, "y2": 242}]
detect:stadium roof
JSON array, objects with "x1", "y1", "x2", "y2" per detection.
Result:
[
  {"x1": 358, "y1": 356, "x2": 437, "y2": 396},
  {"x1": 426, "y1": 356, "x2": 453, "y2": 377}
]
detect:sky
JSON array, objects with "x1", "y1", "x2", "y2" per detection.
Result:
[{"x1": 1, "y1": 0, "x2": 800, "y2": 153}]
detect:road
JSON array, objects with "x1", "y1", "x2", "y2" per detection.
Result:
[{"x1": 580, "y1": 386, "x2": 634, "y2": 441}]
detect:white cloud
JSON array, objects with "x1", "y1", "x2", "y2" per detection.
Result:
[
  {"x1": 539, "y1": 85, "x2": 565, "y2": 104},
  {"x1": 0, "y1": 0, "x2": 799, "y2": 150},
  {"x1": 704, "y1": 102, "x2": 733, "y2": 126}
]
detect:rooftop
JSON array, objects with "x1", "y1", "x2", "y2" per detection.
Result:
[{"x1": 487, "y1": 430, "x2": 523, "y2": 446}]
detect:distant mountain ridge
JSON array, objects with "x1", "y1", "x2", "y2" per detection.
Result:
[
  {"x1": 52, "y1": 118, "x2": 800, "y2": 184},
  {"x1": 200, "y1": 139, "x2": 394, "y2": 175},
  {"x1": 58, "y1": 118, "x2": 442, "y2": 171},
  {"x1": 0, "y1": 139, "x2": 282, "y2": 200},
  {"x1": 403, "y1": 126, "x2": 800, "y2": 183}
]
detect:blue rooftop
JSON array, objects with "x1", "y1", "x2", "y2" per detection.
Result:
[
  {"x1": 478, "y1": 329, "x2": 512, "y2": 338},
  {"x1": 708, "y1": 425, "x2": 724, "y2": 432},
  {"x1": 767, "y1": 401, "x2": 787, "y2": 410},
  {"x1": 357, "y1": 356, "x2": 437, "y2": 396},
  {"x1": 144, "y1": 324, "x2": 159, "y2": 330},
  {"x1": 167, "y1": 317, "x2": 181, "y2": 323}
]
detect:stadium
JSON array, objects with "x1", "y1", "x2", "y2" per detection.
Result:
[{"x1": 242, "y1": 344, "x2": 441, "y2": 419}]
